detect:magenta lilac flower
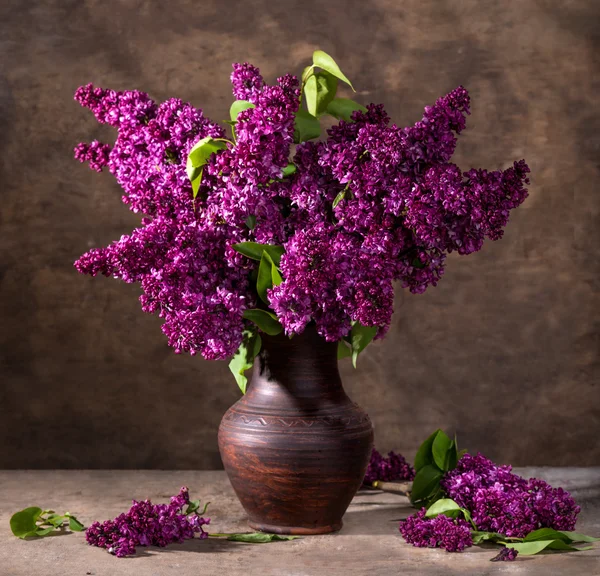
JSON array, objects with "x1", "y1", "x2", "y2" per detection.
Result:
[
  {"x1": 74, "y1": 140, "x2": 111, "y2": 172},
  {"x1": 441, "y1": 453, "x2": 580, "y2": 537},
  {"x1": 363, "y1": 449, "x2": 415, "y2": 485},
  {"x1": 85, "y1": 487, "x2": 209, "y2": 557},
  {"x1": 399, "y1": 508, "x2": 472, "y2": 552},
  {"x1": 74, "y1": 57, "x2": 530, "y2": 361},
  {"x1": 491, "y1": 547, "x2": 519, "y2": 561}
]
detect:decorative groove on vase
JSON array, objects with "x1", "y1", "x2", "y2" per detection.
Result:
[{"x1": 222, "y1": 409, "x2": 372, "y2": 429}]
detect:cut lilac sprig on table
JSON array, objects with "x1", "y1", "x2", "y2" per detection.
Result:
[
  {"x1": 85, "y1": 487, "x2": 210, "y2": 557},
  {"x1": 363, "y1": 449, "x2": 415, "y2": 489},
  {"x1": 400, "y1": 507, "x2": 472, "y2": 552},
  {"x1": 73, "y1": 49, "x2": 530, "y2": 393},
  {"x1": 441, "y1": 453, "x2": 580, "y2": 537},
  {"x1": 84, "y1": 487, "x2": 299, "y2": 557},
  {"x1": 398, "y1": 430, "x2": 599, "y2": 561},
  {"x1": 491, "y1": 547, "x2": 519, "y2": 562}
]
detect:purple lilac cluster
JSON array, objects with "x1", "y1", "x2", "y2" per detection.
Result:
[
  {"x1": 363, "y1": 449, "x2": 415, "y2": 485},
  {"x1": 75, "y1": 63, "x2": 530, "y2": 357},
  {"x1": 73, "y1": 83, "x2": 250, "y2": 359},
  {"x1": 400, "y1": 453, "x2": 580, "y2": 558},
  {"x1": 441, "y1": 453, "x2": 580, "y2": 537},
  {"x1": 399, "y1": 508, "x2": 472, "y2": 552},
  {"x1": 74, "y1": 140, "x2": 111, "y2": 172},
  {"x1": 85, "y1": 487, "x2": 209, "y2": 557},
  {"x1": 491, "y1": 547, "x2": 519, "y2": 562}
]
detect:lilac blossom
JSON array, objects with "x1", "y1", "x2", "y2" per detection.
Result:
[
  {"x1": 441, "y1": 453, "x2": 580, "y2": 537},
  {"x1": 491, "y1": 547, "x2": 518, "y2": 561},
  {"x1": 85, "y1": 487, "x2": 209, "y2": 557},
  {"x1": 230, "y1": 63, "x2": 264, "y2": 102},
  {"x1": 400, "y1": 451, "x2": 580, "y2": 555},
  {"x1": 74, "y1": 140, "x2": 111, "y2": 172},
  {"x1": 399, "y1": 508, "x2": 472, "y2": 552},
  {"x1": 363, "y1": 449, "x2": 415, "y2": 485},
  {"x1": 74, "y1": 61, "x2": 530, "y2": 360}
]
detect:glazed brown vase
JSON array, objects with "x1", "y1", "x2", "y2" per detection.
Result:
[{"x1": 218, "y1": 325, "x2": 374, "y2": 535}]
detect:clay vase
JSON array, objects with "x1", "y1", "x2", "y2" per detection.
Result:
[{"x1": 218, "y1": 325, "x2": 374, "y2": 535}]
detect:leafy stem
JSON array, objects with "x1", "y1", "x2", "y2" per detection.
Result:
[{"x1": 10, "y1": 507, "x2": 85, "y2": 539}]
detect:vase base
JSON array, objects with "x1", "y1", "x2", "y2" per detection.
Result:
[{"x1": 248, "y1": 520, "x2": 343, "y2": 535}]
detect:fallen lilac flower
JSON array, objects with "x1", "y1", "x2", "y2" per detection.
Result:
[
  {"x1": 399, "y1": 508, "x2": 472, "y2": 552},
  {"x1": 85, "y1": 487, "x2": 209, "y2": 557},
  {"x1": 491, "y1": 547, "x2": 518, "y2": 561},
  {"x1": 441, "y1": 453, "x2": 580, "y2": 537},
  {"x1": 363, "y1": 449, "x2": 415, "y2": 486}
]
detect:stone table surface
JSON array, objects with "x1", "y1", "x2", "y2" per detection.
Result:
[{"x1": 1, "y1": 469, "x2": 599, "y2": 576}]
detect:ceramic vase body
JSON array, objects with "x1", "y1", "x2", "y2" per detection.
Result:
[{"x1": 218, "y1": 326, "x2": 374, "y2": 534}]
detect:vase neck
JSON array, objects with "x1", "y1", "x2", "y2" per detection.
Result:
[{"x1": 245, "y1": 326, "x2": 347, "y2": 410}]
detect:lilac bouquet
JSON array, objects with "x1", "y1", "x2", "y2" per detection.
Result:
[{"x1": 74, "y1": 51, "x2": 530, "y2": 390}]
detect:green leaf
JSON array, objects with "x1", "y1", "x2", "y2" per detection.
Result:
[
  {"x1": 414, "y1": 429, "x2": 441, "y2": 472},
  {"x1": 229, "y1": 331, "x2": 262, "y2": 393},
  {"x1": 524, "y1": 528, "x2": 600, "y2": 543},
  {"x1": 545, "y1": 540, "x2": 593, "y2": 552},
  {"x1": 184, "y1": 499, "x2": 211, "y2": 515},
  {"x1": 425, "y1": 498, "x2": 461, "y2": 518},
  {"x1": 558, "y1": 531, "x2": 600, "y2": 543},
  {"x1": 350, "y1": 322, "x2": 378, "y2": 368},
  {"x1": 35, "y1": 526, "x2": 55, "y2": 536},
  {"x1": 326, "y1": 98, "x2": 367, "y2": 122},
  {"x1": 337, "y1": 340, "x2": 352, "y2": 360},
  {"x1": 460, "y1": 507, "x2": 475, "y2": 529},
  {"x1": 186, "y1": 500, "x2": 201, "y2": 515},
  {"x1": 304, "y1": 71, "x2": 338, "y2": 117},
  {"x1": 68, "y1": 516, "x2": 84, "y2": 532},
  {"x1": 257, "y1": 252, "x2": 274, "y2": 305},
  {"x1": 447, "y1": 434, "x2": 459, "y2": 471},
  {"x1": 293, "y1": 109, "x2": 321, "y2": 143},
  {"x1": 245, "y1": 215, "x2": 256, "y2": 230},
  {"x1": 281, "y1": 163, "x2": 297, "y2": 177},
  {"x1": 230, "y1": 100, "x2": 255, "y2": 121},
  {"x1": 46, "y1": 514, "x2": 66, "y2": 527},
  {"x1": 188, "y1": 137, "x2": 228, "y2": 168},
  {"x1": 243, "y1": 309, "x2": 283, "y2": 336},
  {"x1": 410, "y1": 464, "x2": 443, "y2": 504},
  {"x1": 301, "y1": 65, "x2": 314, "y2": 83},
  {"x1": 507, "y1": 540, "x2": 591, "y2": 555},
  {"x1": 432, "y1": 430, "x2": 452, "y2": 470},
  {"x1": 471, "y1": 531, "x2": 506, "y2": 545},
  {"x1": 524, "y1": 528, "x2": 567, "y2": 542},
  {"x1": 186, "y1": 155, "x2": 202, "y2": 182},
  {"x1": 191, "y1": 167, "x2": 203, "y2": 199},
  {"x1": 270, "y1": 258, "x2": 283, "y2": 286},
  {"x1": 423, "y1": 485, "x2": 444, "y2": 508},
  {"x1": 212, "y1": 532, "x2": 299, "y2": 543},
  {"x1": 232, "y1": 242, "x2": 285, "y2": 267},
  {"x1": 312, "y1": 50, "x2": 355, "y2": 91},
  {"x1": 303, "y1": 75, "x2": 318, "y2": 116},
  {"x1": 332, "y1": 189, "x2": 346, "y2": 208},
  {"x1": 10, "y1": 507, "x2": 42, "y2": 539}
]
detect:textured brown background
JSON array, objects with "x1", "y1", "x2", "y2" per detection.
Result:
[{"x1": 1, "y1": 0, "x2": 599, "y2": 469}]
